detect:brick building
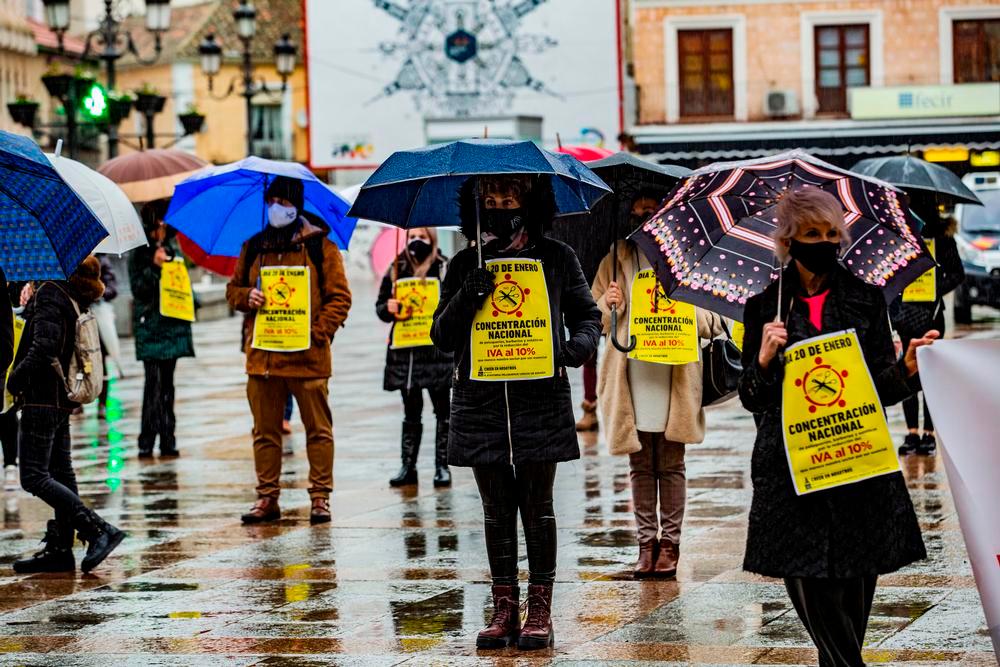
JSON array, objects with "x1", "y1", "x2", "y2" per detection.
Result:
[{"x1": 626, "y1": 0, "x2": 1000, "y2": 171}]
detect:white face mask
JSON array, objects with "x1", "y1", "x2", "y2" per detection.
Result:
[{"x1": 268, "y1": 202, "x2": 297, "y2": 228}]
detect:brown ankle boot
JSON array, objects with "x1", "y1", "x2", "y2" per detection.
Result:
[
  {"x1": 241, "y1": 496, "x2": 280, "y2": 524},
  {"x1": 517, "y1": 583, "x2": 554, "y2": 650},
  {"x1": 654, "y1": 539, "x2": 679, "y2": 578},
  {"x1": 633, "y1": 541, "x2": 657, "y2": 579},
  {"x1": 575, "y1": 400, "x2": 598, "y2": 432},
  {"x1": 476, "y1": 584, "x2": 520, "y2": 649}
]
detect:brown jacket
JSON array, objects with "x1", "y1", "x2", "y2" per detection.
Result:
[
  {"x1": 592, "y1": 242, "x2": 723, "y2": 455},
  {"x1": 226, "y1": 217, "x2": 352, "y2": 378}
]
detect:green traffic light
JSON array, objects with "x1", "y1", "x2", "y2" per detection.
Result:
[{"x1": 80, "y1": 83, "x2": 108, "y2": 120}]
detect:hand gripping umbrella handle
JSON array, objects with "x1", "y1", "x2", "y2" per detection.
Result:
[{"x1": 610, "y1": 310, "x2": 637, "y2": 353}]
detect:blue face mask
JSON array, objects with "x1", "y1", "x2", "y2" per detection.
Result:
[{"x1": 268, "y1": 202, "x2": 297, "y2": 228}]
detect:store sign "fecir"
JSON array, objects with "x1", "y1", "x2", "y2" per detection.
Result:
[{"x1": 849, "y1": 83, "x2": 1000, "y2": 120}]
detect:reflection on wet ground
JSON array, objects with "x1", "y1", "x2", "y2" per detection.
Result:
[{"x1": 0, "y1": 280, "x2": 992, "y2": 665}]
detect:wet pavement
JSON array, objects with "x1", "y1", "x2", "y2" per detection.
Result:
[{"x1": 0, "y1": 279, "x2": 995, "y2": 665}]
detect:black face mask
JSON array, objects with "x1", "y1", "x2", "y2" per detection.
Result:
[
  {"x1": 481, "y1": 208, "x2": 526, "y2": 244},
  {"x1": 789, "y1": 239, "x2": 840, "y2": 275},
  {"x1": 407, "y1": 238, "x2": 432, "y2": 262}
]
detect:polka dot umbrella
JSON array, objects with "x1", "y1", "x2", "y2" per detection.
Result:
[{"x1": 631, "y1": 150, "x2": 934, "y2": 322}]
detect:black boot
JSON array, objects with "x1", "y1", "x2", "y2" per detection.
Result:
[
  {"x1": 916, "y1": 433, "x2": 937, "y2": 456},
  {"x1": 389, "y1": 420, "x2": 421, "y2": 487},
  {"x1": 433, "y1": 419, "x2": 452, "y2": 488},
  {"x1": 74, "y1": 508, "x2": 125, "y2": 573},
  {"x1": 13, "y1": 520, "x2": 75, "y2": 574},
  {"x1": 898, "y1": 432, "x2": 920, "y2": 455}
]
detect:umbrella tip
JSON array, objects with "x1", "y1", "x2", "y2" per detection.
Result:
[
  {"x1": 54, "y1": 139, "x2": 63, "y2": 158},
  {"x1": 483, "y1": 126, "x2": 488, "y2": 139},
  {"x1": 556, "y1": 132, "x2": 562, "y2": 149}
]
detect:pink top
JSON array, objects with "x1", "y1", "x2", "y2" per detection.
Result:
[{"x1": 799, "y1": 290, "x2": 829, "y2": 331}]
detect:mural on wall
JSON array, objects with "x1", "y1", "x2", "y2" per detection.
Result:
[
  {"x1": 306, "y1": 0, "x2": 621, "y2": 169},
  {"x1": 370, "y1": 0, "x2": 561, "y2": 117}
]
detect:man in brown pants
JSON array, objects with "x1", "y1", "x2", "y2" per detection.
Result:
[{"x1": 226, "y1": 176, "x2": 352, "y2": 525}]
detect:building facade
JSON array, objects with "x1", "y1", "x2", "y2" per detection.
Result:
[
  {"x1": 0, "y1": 0, "x2": 47, "y2": 137},
  {"x1": 628, "y1": 0, "x2": 1000, "y2": 170}
]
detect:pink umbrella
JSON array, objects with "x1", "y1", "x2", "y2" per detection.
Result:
[
  {"x1": 371, "y1": 226, "x2": 408, "y2": 278},
  {"x1": 556, "y1": 142, "x2": 614, "y2": 163}
]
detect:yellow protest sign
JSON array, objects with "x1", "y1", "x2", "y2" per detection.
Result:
[
  {"x1": 470, "y1": 259, "x2": 553, "y2": 381},
  {"x1": 730, "y1": 321, "x2": 745, "y2": 351},
  {"x1": 627, "y1": 269, "x2": 699, "y2": 365},
  {"x1": 159, "y1": 259, "x2": 195, "y2": 322},
  {"x1": 781, "y1": 329, "x2": 900, "y2": 495},
  {"x1": 391, "y1": 277, "x2": 440, "y2": 349},
  {"x1": 3, "y1": 314, "x2": 24, "y2": 413},
  {"x1": 902, "y1": 238, "x2": 936, "y2": 303},
  {"x1": 251, "y1": 266, "x2": 311, "y2": 352}
]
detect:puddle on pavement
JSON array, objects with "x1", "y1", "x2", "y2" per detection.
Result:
[
  {"x1": 103, "y1": 582, "x2": 200, "y2": 593},
  {"x1": 390, "y1": 588, "x2": 463, "y2": 638},
  {"x1": 580, "y1": 529, "x2": 635, "y2": 548}
]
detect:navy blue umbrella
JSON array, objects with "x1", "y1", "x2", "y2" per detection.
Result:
[
  {"x1": 348, "y1": 139, "x2": 612, "y2": 232},
  {"x1": 0, "y1": 131, "x2": 107, "y2": 280}
]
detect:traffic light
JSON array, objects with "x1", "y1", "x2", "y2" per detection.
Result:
[{"x1": 79, "y1": 82, "x2": 109, "y2": 122}]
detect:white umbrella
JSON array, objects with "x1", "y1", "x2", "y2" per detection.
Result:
[{"x1": 45, "y1": 146, "x2": 147, "y2": 255}]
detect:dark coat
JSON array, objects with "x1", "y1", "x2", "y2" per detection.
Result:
[
  {"x1": 738, "y1": 265, "x2": 926, "y2": 579},
  {"x1": 375, "y1": 255, "x2": 453, "y2": 392},
  {"x1": 890, "y1": 231, "x2": 964, "y2": 339},
  {"x1": 8, "y1": 268, "x2": 104, "y2": 411},
  {"x1": 128, "y1": 239, "x2": 195, "y2": 362},
  {"x1": 99, "y1": 256, "x2": 118, "y2": 302},
  {"x1": 0, "y1": 268, "x2": 13, "y2": 398},
  {"x1": 431, "y1": 237, "x2": 601, "y2": 467}
]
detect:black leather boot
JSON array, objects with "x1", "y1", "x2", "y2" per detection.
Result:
[
  {"x1": 73, "y1": 508, "x2": 125, "y2": 573},
  {"x1": 433, "y1": 419, "x2": 451, "y2": 488},
  {"x1": 389, "y1": 420, "x2": 421, "y2": 487},
  {"x1": 13, "y1": 520, "x2": 75, "y2": 574}
]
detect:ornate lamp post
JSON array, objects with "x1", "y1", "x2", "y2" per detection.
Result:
[
  {"x1": 41, "y1": 0, "x2": 172, "y2": 158},
  {"x1": 198, "y1": 1, "x2": 297, "y2": 156}
]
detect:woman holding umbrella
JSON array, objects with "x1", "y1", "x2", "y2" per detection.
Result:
[
  {"x1": 376, "y1": 226, "x2": 454, "y2": 487},
  {"x1": 431, "y1": 174, "x2": 600, "y2": 651},
  {"x1": 739, "y1": 187, "x2": 939, "y2": 664},
  {"x1": 592, "y1": 189, "x2": 724, "y2": 579}
]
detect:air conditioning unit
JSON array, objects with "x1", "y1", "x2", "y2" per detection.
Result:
[{"x1": 765, "y1": 90, "x2": 799, "y2": 117}]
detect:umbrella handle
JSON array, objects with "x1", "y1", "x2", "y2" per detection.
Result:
[{"x1": 610, "y1": 310, "x2": 637, "y2": 353}]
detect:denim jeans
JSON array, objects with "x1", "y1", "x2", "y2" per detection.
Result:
[{"x1": 18, "y1": 406, "x2": 85, "y2": 531}]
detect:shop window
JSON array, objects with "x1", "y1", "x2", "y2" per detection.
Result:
[
  {"x1": 814, "y1": 24, "x2": 869, "y2": 114},
  {"x1": 678, "y1": 28, "x2": 734, "y2": 118},
  {"x1": 954, "y1": 19, "x2": 1000, "y2": 83}
]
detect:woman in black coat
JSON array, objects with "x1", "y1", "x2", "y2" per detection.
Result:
[
  {"x1": 739, "y1": 188, "x2": 939, "y2": 666},
  {"x1": 891, "y1": 205, "x2": 964, "y2": 457},
  {"x1": 432, "y1": 175, "x2": 600, "y2": 651},
  {"x1": 375, "y1": 226, "x2": 454, "y2": 488}
]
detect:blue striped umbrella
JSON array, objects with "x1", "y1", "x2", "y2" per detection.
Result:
[{"x1": 0, "y1": 131, "x2": 107, "y2": 280}]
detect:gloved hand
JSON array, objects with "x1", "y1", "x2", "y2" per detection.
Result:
[{"x1": 462, "y1": 267, "x2": 496, "y2": 306}]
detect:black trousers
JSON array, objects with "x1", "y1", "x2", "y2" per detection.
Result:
[
  {"x1": 18, "y1": 406, "x2": 84, "y2": 531},
  {"x1": 784, "y1": 575, "x2": 877, "y2": 667},
  {"x1": 900, "y1": 317, "x2": 943, "y2": 433},
  {"x1": 139, "y1": 358, "x2": 177, "y2": 452},
  {"x1": 473, "y1": 462, "x2": 557, "y2": 586},
  {"x1": 400, "y1": 386, "x2": 450, "y2": 423},
  {"x1": 0, "y1": 409, "x2": 18, "y2": 467}
]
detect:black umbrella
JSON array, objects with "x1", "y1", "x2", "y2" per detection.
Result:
[
  {"x1": 852, "y1": 155, "x2": 982, "y2": 205},
  {"x1": 549, "y1": 153, "x2": 690, "y2": 352}
]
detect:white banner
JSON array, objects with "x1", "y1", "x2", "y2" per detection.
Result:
[{"x1": 918, "y1": 339, "x2": 1000, "y2": 658}]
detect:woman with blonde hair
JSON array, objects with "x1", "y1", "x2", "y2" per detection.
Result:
[
  {"x1": 739, "y1": 186, "x2": 938, "y2": 665},
  {"x1": 376, "y1": 226, "x2": 454, "y2": 487}
]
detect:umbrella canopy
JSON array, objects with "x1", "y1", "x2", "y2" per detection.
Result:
[
  {"x1": 852, "y1": 155, "x2": 982, "y2": 206},
  {"x1": 46, "y1": 152, "x2": 146, "y2": 255},
  {"x1": 348, "y1": 138, "x2": 612, "y2": 228},
  {"x1": 556, "y1": 144, "x2": 615, "y2": 162},
  {"x1": 549, "y1": 153, "x2": 691, "y2": 283},
  {"x1": 164, "y1": 156, "x2": 356, "y2": 260},
  {"x1": 0, "y1": 131, "x2": 107, "y2": 281},
  {"x1": 632, "y1": 150, "x2": 934, "y2": 322},
  {"x1": 98, "y1": 149, "x2": 208, "y2": 203}
]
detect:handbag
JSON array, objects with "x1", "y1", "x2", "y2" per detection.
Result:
[{"x1": 702, "y1": 319, "x2": 743, "y2": 407}]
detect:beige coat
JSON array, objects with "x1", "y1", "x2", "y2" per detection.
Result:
[{"x1": 592, "y1": 242, "x2": 723, "y2": 455}]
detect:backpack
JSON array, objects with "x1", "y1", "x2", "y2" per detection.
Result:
[{"x1": 50, "y1": 284, "x2": 103, "y2": 405}]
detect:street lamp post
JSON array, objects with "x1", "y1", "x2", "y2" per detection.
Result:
[
  {"x1": 41, "y1": 0, "x2": 172, "y2": 158},
  {"x1": 198, "y1": 1, "x2": 297, "y2": 157}
]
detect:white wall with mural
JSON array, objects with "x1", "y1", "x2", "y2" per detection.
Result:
[{"x1": 305, "y1": 0, "x2": 622, "y2": 170}]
